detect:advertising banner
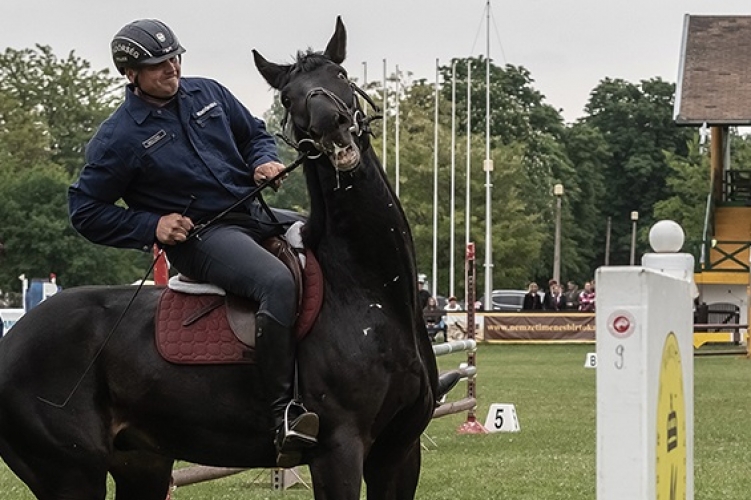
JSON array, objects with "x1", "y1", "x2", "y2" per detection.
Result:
[{"x1": 483, "y1": 313, "x2": 595, "y2": 341}]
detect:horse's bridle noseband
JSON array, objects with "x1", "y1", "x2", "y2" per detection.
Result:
[{"x1": 278, "y1": 79, "x2": 381, "y2": 163}]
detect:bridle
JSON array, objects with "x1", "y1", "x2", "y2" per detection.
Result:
[{"x1": 277, "y1": 77, "x2": 382, "y2": 162}]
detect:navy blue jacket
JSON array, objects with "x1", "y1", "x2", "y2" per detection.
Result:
[{"x1": 68, "y1": 77, "x2": 279, "y2": 251}]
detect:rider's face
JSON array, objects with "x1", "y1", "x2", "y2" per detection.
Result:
[{"x1": 129, "y1": 56, "x2": 181, "y2": 98}]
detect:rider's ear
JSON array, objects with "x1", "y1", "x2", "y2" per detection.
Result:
[
  {"x1": 324, "y1": 16, "x2": 346, "y2": 64},
  {"x1": 252, "y1": 50, "x2": 290, "y2": 90}
]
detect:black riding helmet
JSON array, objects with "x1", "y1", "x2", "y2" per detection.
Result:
[{"x1": 111, "y1": 19, "x2": 186, "y2": 75}]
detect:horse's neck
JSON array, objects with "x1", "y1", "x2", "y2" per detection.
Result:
[{"x1": 304, "y1": 148, "x2": 417, "y2": 290}]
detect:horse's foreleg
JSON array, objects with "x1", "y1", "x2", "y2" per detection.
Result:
[
  {"x1": 109, "y1": 450, "x2": 173, "y2": 500},
  {"x1": 363, "y1": 438, "x2": 421, "y2": 500},
  {"x1": 308, "y1": 429, "x2": 366, "y2": 500}
]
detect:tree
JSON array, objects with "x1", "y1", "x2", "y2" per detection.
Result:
[
  {"x1": 261, "y1": 95, "x2": 311, "y2": 214},
  {"x1": 583, "y1": 77, "x2": 694, "y2": 264},
  {"x1": 653, "y1": 138, "x2": 710, "y2": 262},
  {"x1": 0, "y1": 45, "x2": 121, "y2": 176},
  {"x1": 0, "y1": 88, "x2": 51, "y2": 173},
  {"x1": 0, "y1": 165, "x2": 149, "y2": 299}
]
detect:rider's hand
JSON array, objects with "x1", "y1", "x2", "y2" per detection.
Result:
[
  {"x1": 156, "y1": 213, "x2": 194, "y2": 245},
  {"x1": 253, "y1": 161, "x2": 286, "y2": 190}
]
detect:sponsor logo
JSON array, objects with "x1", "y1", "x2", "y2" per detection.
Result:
[{"x1": 156, "y1": 32, "x2": 166, "y2": 42}]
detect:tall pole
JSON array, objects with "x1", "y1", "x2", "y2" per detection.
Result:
[
  {"x1": 395, "y1": 64, "x2": 401, "y2": 197},
  {"x1": 630, "y1": 211, "x2": 639, "y2": 265},
  {"x1": 382, "y1": 59, "x2": 387, "y2": 173},
  {"x1": 362, "y1": 61, "x2": 367, "y2": 86},
  {"x1": 553, "y1": 184, "x2": 564, "y2": 285},
  {"x1": 450, "y1": 60, "x2": 457, "y2": 298},
  {"x1": 483, "y1": 0, "x2": 494, "y2": 310},
  {"x1": 465, "y1": 60, "x2": 472, "y2": 248},
  {"x1": 432, "y1": 59, "x2": 440, "y2": 296},
  {"x1": 604, "y1": 216, "x2": 612, "y2": 266}
]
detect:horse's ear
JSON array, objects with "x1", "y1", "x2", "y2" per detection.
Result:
[
  {"x1": 324, "y1": 16, "x2": 347, "y2": 64},
  {"x1": 252, "y1": 49, "x2": 290, "y2": 90}
]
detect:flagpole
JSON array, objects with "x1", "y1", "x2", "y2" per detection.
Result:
[
  {"x1": 449, "y1": 60, "x2": 457, "y2": 298},
  {"x1": 466, "y1": 59, "x2": 472, "y2": 248},
  {"x1": 483, "y1": 0, "x2": 494, "y2": 310},
  {"x1": 382, "y1": 59, "x2": 387, "y2": 173},
  {"x1": 395, "y1": 64, "x2": 401, "y2": 197},
  {"x1": 432, "y1": 58, "x2": 440, "y2": 297}
]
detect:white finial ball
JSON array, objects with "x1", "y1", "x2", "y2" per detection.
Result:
[{"x1": 649, "y1": 220, "x2": 685, "y2": 253}]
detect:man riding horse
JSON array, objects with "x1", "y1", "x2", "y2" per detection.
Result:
[{"x1": 67, "y1": 19, "x2": 317, "y2": 468}]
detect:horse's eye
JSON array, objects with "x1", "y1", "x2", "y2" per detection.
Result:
[
  {"x1": 337, "y1": 72, "x2": 348, "y2": 80},
  {"x1": 281, "y1": 95, "x2": 291, "y2": 108}
]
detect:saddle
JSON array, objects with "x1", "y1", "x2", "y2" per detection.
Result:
[{"x1": 155, "y1": 236, "x2": 324, "y2": 365}]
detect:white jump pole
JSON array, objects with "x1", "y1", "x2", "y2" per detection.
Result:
[{"x1": 596, "y1": 220, "x2": 695, "y2": 500}]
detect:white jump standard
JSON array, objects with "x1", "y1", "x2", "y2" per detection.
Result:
[{"x1": 596, "y1": 220, "x2": 695, "y2": 500}]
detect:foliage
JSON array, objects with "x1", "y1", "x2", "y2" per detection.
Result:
[
  {"x1": 583, "y1": 77, "x2": 694, "y2": 265},
  {"x1": 653, "y1": 138, "x2": 711, "y2": 260},
  {"x1": 0, "y1": 45, "x2": 121, "y2": 176},
  {"x1": 0, "y1": 165, "x2": 149, "y2": 299}
]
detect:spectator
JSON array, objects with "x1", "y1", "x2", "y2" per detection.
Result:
[
  {"x1": 579, "y1": 282, "x2": 596, "y2": 312},
  {"x1": 564, "y1": 281, "x2": 580, "y2": 311},
  {"x1": 543, "y1": 279, "x2": 558, "y2": 311},
  {"x1": 545, "y1": 282, "x2": 565, "y2": 312},
  {"x1": 423, "y1": 296, "x2": 446, "y2": 343},
  {"x1": 444, "y1": 296, "x2": 466, "y2": 340},
  {"x1": 522, "y1": 282, "x2": 543, "y2": 310},
  {"x1": 418, "y1": 279, "x2": 431, "y2": 310}
]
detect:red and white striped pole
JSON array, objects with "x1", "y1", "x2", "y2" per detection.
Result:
[{"x1": 457, "y1": 242, "x2": 488, "y2": 434}]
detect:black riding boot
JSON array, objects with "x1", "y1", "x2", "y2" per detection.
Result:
[{"x1": 255, "y1": 314, "x2": 319, "y2": 468}]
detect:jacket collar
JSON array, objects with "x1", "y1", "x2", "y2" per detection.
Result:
[{"x1": 123, "y1": 80, "x2": 200, "y2": 124}]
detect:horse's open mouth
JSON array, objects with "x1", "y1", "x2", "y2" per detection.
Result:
[{"x1": 328, "y1": 143, "x2": 360, "y2": 171}]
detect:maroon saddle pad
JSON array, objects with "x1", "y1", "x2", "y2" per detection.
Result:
[{"x1": 155, "y1": 249, "x2": 324, "y2": 365}]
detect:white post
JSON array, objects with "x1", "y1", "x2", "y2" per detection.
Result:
[
  {"x1": 18, "y1": 274, "x2": 28, "y2": 312},
  {"x1": 596, "y1": 220, "x2": 694, "y2": 500}
]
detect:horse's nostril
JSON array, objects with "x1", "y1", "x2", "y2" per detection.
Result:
[{"x1": 337, "y1": 114, "x2": 349, "y2": 126}]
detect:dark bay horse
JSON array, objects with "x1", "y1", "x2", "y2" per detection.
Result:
[{"x1": 0, "y1": 17, "x2": 438, "y2": 500}]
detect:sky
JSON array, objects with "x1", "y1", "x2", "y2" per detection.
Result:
[{"x1": 1, "y1": 1, "x2": 750, "y2": 123}]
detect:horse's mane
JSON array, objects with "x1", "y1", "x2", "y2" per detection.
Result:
[{"x1": 277, "y1": 50, "x2": 336, "y2": 88}]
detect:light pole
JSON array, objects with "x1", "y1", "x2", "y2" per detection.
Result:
[
  {"x1": 553, "y1": 184, "x2": 564, "y2": 284},
  {"x1": 630, "y1": 211, "x2": 639, "y2": 265}
]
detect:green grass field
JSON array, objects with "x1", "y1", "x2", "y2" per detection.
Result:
[{"x1": 3, "y1": 343, "x2": 751, "y2": 499}]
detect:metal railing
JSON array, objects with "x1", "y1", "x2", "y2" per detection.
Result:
[{"x1": 724, "y1": 169, "x2": 751, "y2": 203}]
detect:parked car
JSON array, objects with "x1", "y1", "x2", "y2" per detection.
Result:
[{"x1": 478, "y1": 289, "x2": 544, "y2": 312}]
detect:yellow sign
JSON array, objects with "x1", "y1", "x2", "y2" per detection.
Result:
[{"x1": 656, "y1": 332, "x2": 686, "y2": 500}]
